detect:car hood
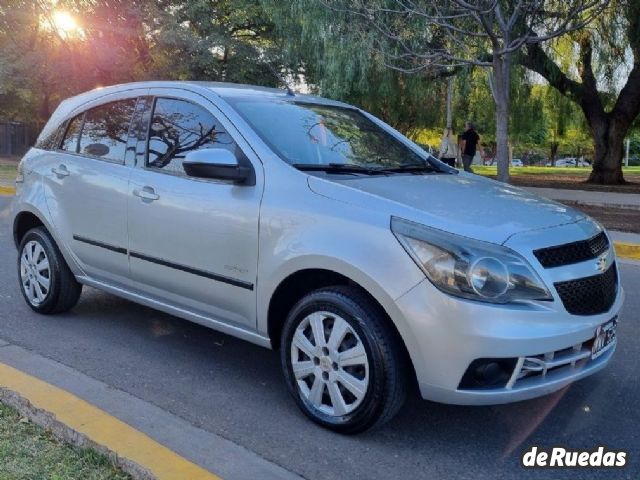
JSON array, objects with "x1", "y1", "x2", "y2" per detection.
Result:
[{"x1": 307, "y1": 172, "x2": 587, "y2": 244}]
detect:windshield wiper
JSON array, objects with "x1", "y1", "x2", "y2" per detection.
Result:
[
  {"x1": 292, "y1": 163, "x2": 389, "y2": 175},
  {"x1": 292, "y1": 162, "x2": 444, "y2": 175},
  {"x1": 376, "y1": 164, "x2": 439, "y2": 174}
]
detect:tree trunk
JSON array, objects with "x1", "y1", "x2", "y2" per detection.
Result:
[
  {"x1": 221, "y1": 46, "x2": 229, "y2": 81},
  {"x1": 491, "y1": 55, "x2": 511, "y2": 183},
  {"x1": 38, "y1": 90, "x2": 51, "y2": 126},
  {"x1": 587, "y1": 116, "x2": 626, "y2": 184},
  {"x1": 550, "y1": 142, "x2": 558, "y2": 166}
]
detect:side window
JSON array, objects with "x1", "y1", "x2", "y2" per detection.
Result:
[
  {"x1": 78, "y1": 99, "x2": 137, "y2": 162},
  {"x1": 60, "y1": 114, "x2": 84, "y2": 153},
  {"x1": 146, "y1": 97, "x2": 236, "y2": 175}
]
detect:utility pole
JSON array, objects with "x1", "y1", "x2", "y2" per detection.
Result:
[{"x1": 446, "y1": 77, "x2": 453, "y2": 129}]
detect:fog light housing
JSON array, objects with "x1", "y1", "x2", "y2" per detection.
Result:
[{"x1": 458, "y1": 358, "x2": 517, "y2": 389}]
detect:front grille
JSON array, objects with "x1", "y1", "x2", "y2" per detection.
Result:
[
  {"x1": 533, "y1": 231, "x2": 609, "y2": 268},
  {"x1": 554, "y1": 263, "x2": 618, "y2": 315}
]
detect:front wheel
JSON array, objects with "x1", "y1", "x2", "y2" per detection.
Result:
[{"x1": 281, "y1": 286, "x2": 407, "y2": 434}]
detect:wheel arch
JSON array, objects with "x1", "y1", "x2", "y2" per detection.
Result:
[
  {"x1": 12, "y1": 206, "x2": 84, "y2": 277},
  {"x1": 13, "y1": 210, "x2": 46, "y2": 248},
  {"x1": 265, "y1": 265, "x2": 419, "y2": 388}
]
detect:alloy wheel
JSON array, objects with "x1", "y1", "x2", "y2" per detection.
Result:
[
  {"x1": 290, "y1": 311, "x2": 370, "y2": 416},
  {"x1": 20, "y1": 240, "x2": 51, "y2": 306}
]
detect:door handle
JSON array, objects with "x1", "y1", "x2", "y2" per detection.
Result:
[
  {"x1": 133, "y1": 186, "x2": 160, "y2": 202},
  {"x1": 51, "y1": 165, "x2": 70, "y2": 178}
]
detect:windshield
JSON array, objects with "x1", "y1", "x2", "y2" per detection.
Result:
[{"x1": 229, "y1": 100, "x2": 427, "y2": 169}]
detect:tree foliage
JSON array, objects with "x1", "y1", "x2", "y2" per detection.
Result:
[
  {"x1": 0, "y1": 0, "x2": 281, "y2": 125},
  {"x1": 262, "y1": 0, "x2": 444, "y2": 133},
  {"x1": 0, "y1": 0, "x2": 638, "y2": 183}
]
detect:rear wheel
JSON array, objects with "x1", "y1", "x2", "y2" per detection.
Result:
[
  {"x1": 17, "y1": 227, "x2": 82, "y2": 314},
  {"x1": 281, "y1": 285, "x2": 407, "y2": 433}
]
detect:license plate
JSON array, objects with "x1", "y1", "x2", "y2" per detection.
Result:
[{"x1": 591, "y1": 317, "x2": 617, "y2": 360}]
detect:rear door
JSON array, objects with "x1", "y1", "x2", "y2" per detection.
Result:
[
  {"x1": 127, "y1": 89, "x2": 264, "y2": 329},
  {"x1": 43, "y1": 94, "x2": 142, "y2": 286}
]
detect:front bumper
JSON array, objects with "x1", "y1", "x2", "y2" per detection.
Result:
[{"x1": 394, "y1": 277, "x2": 624, "y2": 405}]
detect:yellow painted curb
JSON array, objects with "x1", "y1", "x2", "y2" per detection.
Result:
[
  {"x1": 614, "y1": 242, "x2": 640, "y2": 261},
  {"x1": 0, "y1": 362, "x2": 221, "y2": 480},
  {"x1": 0, "y1": 185, "x2": 15, "y2": 195}
]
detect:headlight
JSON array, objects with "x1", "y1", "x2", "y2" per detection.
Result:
[{"x1": 391, "y1": 217, "x2": 552, "y2": 304}]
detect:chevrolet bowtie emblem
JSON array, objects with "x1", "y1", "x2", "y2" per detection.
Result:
[{"x1": 596, "y1": 252, "x2": 609, "y2": 273}]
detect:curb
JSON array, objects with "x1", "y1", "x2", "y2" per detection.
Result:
[
  {"x1": 614, "y1": 242, "x2": 640, "y2": 261},
  {"x1": 0, "y1": 185, "x2": 15, "y2": 195},
  {"x1": 0, "y1": 362, "x2": 221, "y2": 480},
  {"x1": 568, "y1": 200, "x2": 640, "y2": 212}
]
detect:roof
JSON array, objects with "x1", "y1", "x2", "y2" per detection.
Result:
[
  {"x1": 66, "y1": 80, "x2": 339, "y2": 103},
  {"x1": 36, "y1": 81, "x2": 353, "y2": 145}
]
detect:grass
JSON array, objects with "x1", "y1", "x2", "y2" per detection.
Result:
[
  {"x1": 0, "y1": 165, "x2": 18, "y2": 185},
  {"x1": 0, "y1": 402, "x2": 131, "y2": 480},
  {"x1": 472, "y1": 165, "x2": 640, "y2": 193},
  {"x1": 474, "y1": 165, "x2": 640, "y2": 177}
]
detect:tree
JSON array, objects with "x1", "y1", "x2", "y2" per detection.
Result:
[
  {"x1": 149, "y1": 0, "x2": 282, "y2": 85},
  {"x1": 0, "y1": 0, "x2": 153, "y2": 125},
  {"x1": 519, "y1": 0, "x2": 640, "y2": 184},
  {"x1": 304, "y1": 0, "x2": 606, "y2": 182},
  {"x1": 262, "y1": 0, "x2": 445, "y2": 133},
  {"x1": 0, "y1": 0, "x2": 285, "y2": 126}
]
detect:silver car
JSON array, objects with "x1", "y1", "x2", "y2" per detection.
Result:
[{"x1": 12, "y1": 82, "x2": 623, "y2": 433}]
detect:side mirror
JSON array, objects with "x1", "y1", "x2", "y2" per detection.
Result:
[
  {"x1": 84, "y1": 143, "x2": 110, "y2": 157},
  {"x1": 183, "y1": 148, "x2": 252, "y2": 184}
]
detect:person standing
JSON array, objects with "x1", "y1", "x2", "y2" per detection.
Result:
[
  {"x1": 438, "y1": 128, "x2": 457, "y2": 167},
  {"x1": 459, "y1": 121, "x2": 481, "y2": 173}
]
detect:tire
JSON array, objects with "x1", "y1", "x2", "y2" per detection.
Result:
[
  {"x1": 281, "y1": 285, "x2": 408, "y2": 434},
  {"x1": 17, "y1": 227, "x2": 82, "y2": 314}
]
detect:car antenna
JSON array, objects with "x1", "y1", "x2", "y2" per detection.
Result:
[{"x1": 265, "y1": 62, "x2": 295, "y2": 96}]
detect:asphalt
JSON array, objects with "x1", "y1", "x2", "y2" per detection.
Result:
[{"x1": 0, "y1": 196, "x2": 639, "y2": 480}]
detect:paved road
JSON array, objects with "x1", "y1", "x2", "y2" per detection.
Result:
[{"x1": 0, "y1": 196, "x2": 638, "y2": 480}]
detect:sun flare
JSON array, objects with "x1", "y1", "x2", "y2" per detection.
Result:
[{"x1": 51, "y1": 10, "x2": 80, "y2": 37}]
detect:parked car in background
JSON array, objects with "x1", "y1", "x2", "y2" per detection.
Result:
[
  {"x1": 546, "y1": 157, "x2": 591, "y2": 167},
  {"x1": 511, "y1": 158, "x2": 523, "y2": 167},
  {"x1": 12, "y1": 81, "x2": 622, "y2": 433}
]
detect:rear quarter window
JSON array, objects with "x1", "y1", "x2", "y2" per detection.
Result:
[
  {"x1": 78, "y1": 99, "x2": 137, "y2": 162},
  {"x1": 60, "y1": 115, "x2": 84, "y2": 153}
]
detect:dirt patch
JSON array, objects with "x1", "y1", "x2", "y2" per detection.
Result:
[
  {"x1": 509, "y1": 176, "x2": 640, "y2": 194},
  {"x1": 482, "y1": 173, "x2": 640, "y2": 194},
  {"x1": 560, "y1": 201, "x2": 640, "y2": 234}
]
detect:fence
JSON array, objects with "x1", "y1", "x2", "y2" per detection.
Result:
[{"x1": 0, "y1": 121, "x2": 35, "y2": 156}]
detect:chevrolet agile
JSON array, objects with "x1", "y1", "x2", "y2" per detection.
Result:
[{"x1": 12, "y1": 82, "x2": 623, "y2": 433}]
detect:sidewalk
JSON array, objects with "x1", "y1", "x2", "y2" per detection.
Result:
[
  {"x1": 0, "y1": 341, "x2": 300, "y2": 480},
  {"x1": 523, "y1": 186, "x2": 640, "y2": 211}
]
